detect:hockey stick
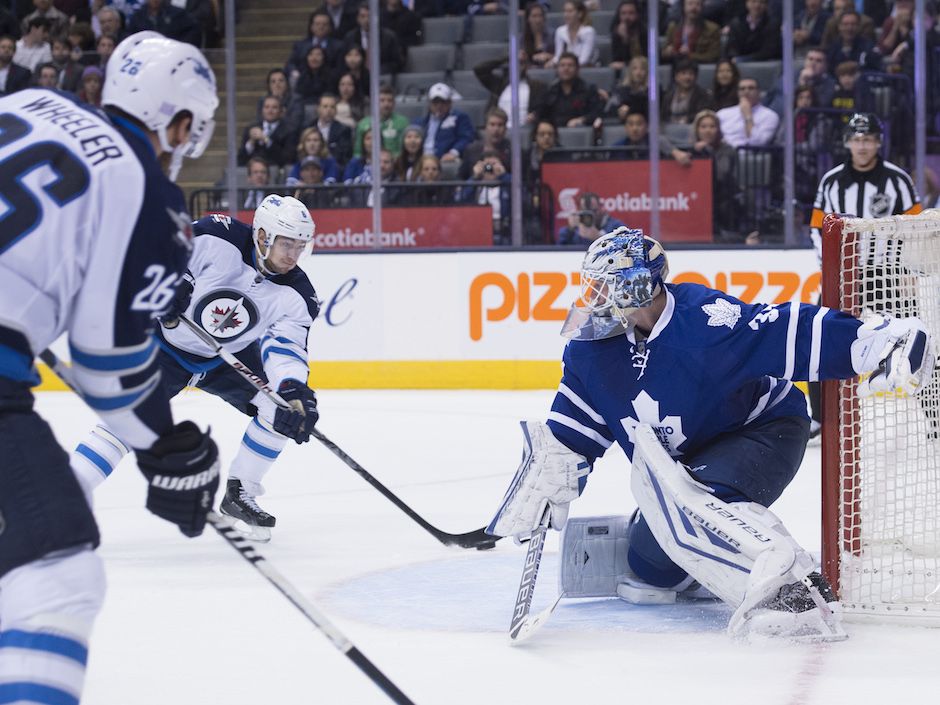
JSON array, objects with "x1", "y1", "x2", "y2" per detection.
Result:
[
  {"x1": 38, "y1": 349, "x2": 418, "y2": 705},
  {"x1": 508, "y1": 508, "x2": 562, "y2": 643},
  {"x1": 174, "y1": 315, "x2": 499, "y2": 550}
]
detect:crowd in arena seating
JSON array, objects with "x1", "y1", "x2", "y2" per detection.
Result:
[{"x1": 4, "y1": 0, "x2": 940, "y2": 243}]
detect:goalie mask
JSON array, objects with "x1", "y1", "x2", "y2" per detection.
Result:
[
  {"x1": 561, "y1": 228, "x2": 669, "y2": 340},
  {"x1": 252, "y1": 195, "x2": 315, "y2": 275}
]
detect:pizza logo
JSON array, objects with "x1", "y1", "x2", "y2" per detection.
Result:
[{"x1": 194, "y1": 289, "x2": 259, "y2": 342}]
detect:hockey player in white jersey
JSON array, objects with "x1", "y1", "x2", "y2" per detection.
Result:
[
  {"x1": 71, "y1": 194, "x2": 321, "y2": 542},
  {"x1": 486, "y1": 228, "x2": 935, "y2": 641},
  {"x1": 0, "y1": 33, "x2": 218, "y2": 704}
]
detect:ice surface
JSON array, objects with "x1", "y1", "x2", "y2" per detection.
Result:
[{"x1": 32, "y1": 390, "x2": 940, "y2": 705}]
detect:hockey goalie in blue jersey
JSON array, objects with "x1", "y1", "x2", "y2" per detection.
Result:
[
  {"x1": 0, "y1": 33, "x2": 219, "y2": 704},
  {"x1": 487, "y1": 228, "x2": 935, "y2": 642},
  {"x1": 71, "y1": 194, "x2": 321, "y2": 542}
]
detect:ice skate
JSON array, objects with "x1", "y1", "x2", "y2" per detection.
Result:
[
  {"x1": 738, "y1": 572, "x2": 847, "y2": 643},
  {"x1": 220, "y1": 478, "x2": 276, "y2": 542}
]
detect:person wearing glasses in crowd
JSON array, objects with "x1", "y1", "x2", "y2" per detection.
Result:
[{"x1": 716, "y1": 76, "x2": 779, "y2": 147}]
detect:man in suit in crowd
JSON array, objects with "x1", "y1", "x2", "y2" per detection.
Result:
[{"x1": 238, "y1": 95, "x2": 297, "y2": 167}]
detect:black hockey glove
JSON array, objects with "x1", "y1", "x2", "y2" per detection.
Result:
[
  {"x1": 136, "y1": 421, "x2": 220, "y2": 537},
  {"x1": 159, "y1": 271, "x2": 195, "y2": 329},
  {"x1": 273, "y1": 380, "x2": 319, "y2": 444}
]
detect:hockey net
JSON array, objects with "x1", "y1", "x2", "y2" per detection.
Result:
[{"x1": 821, "y1": 211, "x2": 940, "y2": 623}]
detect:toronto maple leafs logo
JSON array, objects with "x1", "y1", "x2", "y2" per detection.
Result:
[
  {"x1": 191, "y1": 60, "x2": 214, "y2": 85},
  {"x1": 702, "y1": 298, "x2": 741, "y2": 329},
  {"x1": 621, "y1": 390, "x2": 687, "y2": 456},
  {"x1": 268, "y1": 196, "x2": 282, "y2": 207},
  {"x1": 194, "y1": 290, "x2": 259, "y2": 342}
]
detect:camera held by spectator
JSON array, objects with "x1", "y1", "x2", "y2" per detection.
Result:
[{"x1": 558, "y1": 192, "x2": 626, "y2": 245}]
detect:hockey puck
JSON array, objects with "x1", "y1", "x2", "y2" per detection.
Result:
[{"x1": 475, "y1": 540, "x2": 498, "y2": 551}]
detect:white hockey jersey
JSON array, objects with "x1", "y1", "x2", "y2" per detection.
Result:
[
  {"x1": 158, "y1": 214, "x2": 319, "y2": 389},
  {"x1": 0, "y1": 89, "x2": 192, "y2": 449}
]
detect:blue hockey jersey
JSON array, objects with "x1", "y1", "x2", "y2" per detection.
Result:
[
  {"x1": 158, "y1": 214, "x2": 319, "y2": 390},
  {"x1": 547, "y1": 283, "x2": 866, "y2": 463}
]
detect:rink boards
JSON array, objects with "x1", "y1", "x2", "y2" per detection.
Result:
[{"x1": 37, "y1": 248, "x2": 820, "y2": 390}]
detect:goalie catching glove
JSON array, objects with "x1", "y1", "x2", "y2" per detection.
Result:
[
  {"x1": 273, "y1": 379, "x2": 319, "y2": 443},
  {"x1": 853, "y1": 315, "x2": 936, "y2": 397},
  {"x1": 486, "y1": 420, "x2": 592, "y2": 541},
  {"x1": 136, "y1": 421, "x2": 220, "y2": 537}
]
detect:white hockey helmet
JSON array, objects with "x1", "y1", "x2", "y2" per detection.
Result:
[
  {"x1": 252, "y1": 194, "x2": 316, "y2": 272},
  {"x1": 103, "y1": 31, "x2": 218, "y2": 160}
]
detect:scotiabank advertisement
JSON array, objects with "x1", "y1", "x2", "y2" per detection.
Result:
[
  {"x1": 540, "y1": 159, "x2": 714, "y2": 243},
  {"x1": 237, "y1": 206, "x2": 494, "y2": 249}
]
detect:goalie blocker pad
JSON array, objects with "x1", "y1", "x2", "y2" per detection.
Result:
[{"x1": 559, "y1": 515, "x2": 633, "y2": 598}]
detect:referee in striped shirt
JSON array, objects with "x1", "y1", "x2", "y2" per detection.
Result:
[{"x1": 807, "y1": 112, "x2": 924, "y2": 435}]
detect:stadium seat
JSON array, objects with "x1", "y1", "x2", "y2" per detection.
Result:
[
  {"x1": 738, "y1": 61, "x2": 781, "y2": 92},
  {"x1": 527, "y1": 67, "x2": 555, "y2": 85},
  {"x1": 440, "y1": 158, "x2": 461, "y2": 179},
  {"x1": 602, "y1": 124, "x2": 624, "y2": 146},
  {"x1": 395, "y1": 99, "x2": 427, "y2": 123},
  {"x1": 461, "y1": 42, "x2": 509, "y2": 70},
  {"x1": 596, "y1": 37, "x2": 612, "y2": 66},
  {"x1": 470, "y1": 15, "x2": 510, "y2": 42},
  {"x1": 405, "y1": 44, "x2": 456, "y2": 73},
  {"x1": 459, "y1": 98, "x2": 489, "y2": 128},
  {"x1": 697, "y1": 63, "x2": 716, "y2": 91},
  {"x1": 422, "y1": 16, "x2": 463, "y2": 45},
  {"x1": 557, "y1": 125, "x2": 594, "y2": 147},
  {"x1": 736, "y1": 148, "x2": 774, "y2": 189},
  {"x1": 580, "y1": 67, "x2": 615, "y2": 90},
  {"x1": 663, "y1": 122, "x2": 693, "y2": 147},
  {"x1": 396, "y1": 71, "x2": 447, "y2": 97},
  {"x1": 451, "y1": 70, "x2": 493, "y2": 100}
]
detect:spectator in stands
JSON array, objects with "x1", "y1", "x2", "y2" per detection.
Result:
[
  {"x1": 0, "y1": 6, "x2": 19, "y2": 40},
  {"x1": 764, "y1": 46, "x2": 835, "y2": 117},
  {"x1": 662, "y1": 0, "x2": 721, "y2": 65},
  {"x1": 711, "y1": 58, "x2": 741, "y2": 111},
  {"x1": 821, "y1": 0, "x2": 876, "y2": 47},
  {"x1": 292, "y1": 156, "x2": 336, "y2": 209},
  {"x1": 344, "y1": 3, "x2": 403, "y2": 75},
  {"x1": 0, "y1": 35, "x2": 31, "y2": 96},
  {"x1": 825, "y1": 10, "x2": 881, "y2": 73},
  {"x1": 97, "y1": 6, "x2": 127, "y2": 43},
  {"x1": 717, "y1": 76, "x2": 779, "y2": 147},
  {"x1": 320, "y1": 0, "x2": 358, "y2": 40},
  {"x1": 608, "y1": 55, "x2": 649, "y2": 121},
  {"x1": 461, "y1": 107, "x2": 510, "y2": 178},
  {"x1": 77, "y1": 65, "x2": 103, "y2": 107},
  {"x1": 258, "y1": 68, "x2": 304, "y2": 137},
  {"x1": 21, "y1": 0, "x2": 67, "y2": 38},
  {"x1": 95, "y1": 33, "x2": 117, "y2": 71},
  {"x1": 238, "y1": 96, "x2": 296, "y2": 168},
  {"x1": 877, "y1": 0, "x2": 914, "y2": 75},
  {"x1": 523, "y1": 1, "x2": 554, "y2": 68},
  {"x1": 295, "y1": 45, "x2": 332, "y2": 104},
  {"x1": 538, "y1": 52, "x2": 603, "y2": 128},
  {"x1": 557, "y1": 191, "x2": 625, "y2": 246},
  {"x1": 316, "y1": 92, "x2": 353, "y2": 166},
  {"x1": 356, "y1": 84, "x2": 410, "y2": 157},
  {"x1": 50, "y1": 34, "x2": 81, "y2": 91},
  {"x1": 33, "y1": 61, "x2": 58, "y2": 88},
  {"x1": 128, "y1": 0, "x2": 200, "y2": 47},
  {"x1": 66, "y1": 22, "x2": 95, "y2": 65},
  {"x1": 474, "y1": 52, "x2": 547, "y2": 127},
  {"x1": 793, "y1": 0, "x2": 830, "y2": 59},
  {"x1": 351, "y1": 147, "x2": 401, "y2": 207},
  {"x1": 335, "y1": 73, "x2": 365, "y2": 128},
  {"x1": 344, "y1": 126, "x2": 373, "y2": 181},
  {"x1": 414, "y1": 82, "x2": 475, "y2": 164},
  {"x1": 724, "y1": 0, "x2": 781, "y2": 62},
  {"x1": 409, "y1": 155, "x2": 454, "y2": 205},
  {"x1": 661, "y1": 58, "x2": 713, "y2": 125},
  {"x1": 333, "y1": 44, "x2": 369, "y2": 98},
  {"x1": 287, "y1": 11, "x2": 343, "y2": 80},
  {"x1": 394, "y1": 125, "x2": 424, "y2": 179},
  {"x1": 288, "y1": 127, "x2": 341, "y2": 184},
  {"x1": 547, "y1": 0, "x2": 597, "y2": 68},
  {"x1": 609, "y1": 0, "x2": 646, "y2": 71},
  {"x1": 15, "y1": 18, "x2": 51, "y2": 73},
  {"x1": 789, "y1": 86, "x2": 828, "y2": 203},
  {"x1": 460, "y1": 150, "x2": 512, "y2": 244},
  {"x1": 524, "y1": 120, "x2": 558, "y2": 186},
  {"x1": 243, "y1": 156, "x2": 272, "y2": 210},
  {"x1": 613, "y1": 110, "x2": 692, "y2": 163},
  {"x1": 691, "y1": 109, "x2": 738, "y2": 239},
  {"x1": 382, "y1": 0, "x2": 422, "y2": 49},
  {"x1": 830, "y1": 60, "x2": 860, "y2": 113}
]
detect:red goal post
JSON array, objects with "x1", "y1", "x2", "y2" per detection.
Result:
[{"x1": 821, "y1": 211, "x2": 940, "y2": 623}]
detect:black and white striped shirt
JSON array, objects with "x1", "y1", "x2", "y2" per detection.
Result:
[{"x1": 810, "y1": 158, "x2": 922, "y2": 260}]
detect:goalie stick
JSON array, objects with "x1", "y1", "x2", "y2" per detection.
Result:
[
  {"x1": 39, "y1": 349, "x2": 418, "y2": 705},
  {"x1": 508, "y1": 508, "x2": 563, "y2": 643}
]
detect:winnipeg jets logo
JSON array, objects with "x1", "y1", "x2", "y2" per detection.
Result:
[
  {"x1": 702, "y1": 298, "x2": 741, "y2": 329},
  {"x1": 194, "y1": 290, "x2": 259, "y2": 342},
  {"x1": 621, "y1": 390, "x2": 687, "y2": 456}
]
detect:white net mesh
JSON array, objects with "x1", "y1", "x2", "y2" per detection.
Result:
[{"x1": 834, "y1": 212, "x2": 940, "y2": 621}]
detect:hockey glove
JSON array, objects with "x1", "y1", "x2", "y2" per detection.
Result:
[
  {"x1": 158, "y1": 271, "x2": 195, "y2": 329},
  {"x1": 858, "y1": 317, "x2": 936, "y2": 397},
  {"x1": 273, "y1": 379, "x2": 319, "y2": 443},
  {"x1": 136, "y1": 421, "x2": 220, "y2": 537}
]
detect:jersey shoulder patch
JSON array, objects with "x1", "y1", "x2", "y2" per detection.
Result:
[
  {"x1": 193, "y1": 215, "x2": 255, "y2": 265},
  {"x1": 273, "y1": 267, "x2": 320, "y2": 322}
]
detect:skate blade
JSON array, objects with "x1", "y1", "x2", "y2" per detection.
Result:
[{"x1": 226, "y1": 518, "x2": 271, "y2": 543}]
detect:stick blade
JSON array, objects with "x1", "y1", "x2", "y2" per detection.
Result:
[{"x1": 442, "y1": 526, "x2": 500, "y2": 550}]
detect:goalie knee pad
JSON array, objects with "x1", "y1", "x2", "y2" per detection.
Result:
[{"x1": 559, "y1": 515, "x2": 632, "y2": 598}]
